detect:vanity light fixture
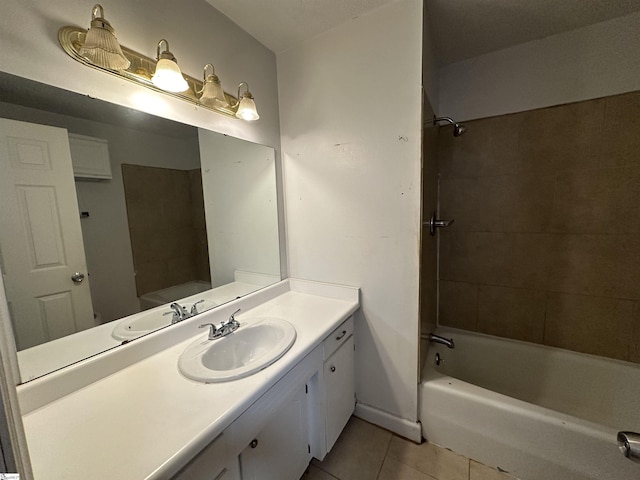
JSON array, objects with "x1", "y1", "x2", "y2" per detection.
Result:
[
  {"x1": 78, "y1": 4, "x2": 130, "y2": 71},
  {"x1": 151, "y1": 39, "x2": 189, "y2": 93},
  {"x1": 59, "y1": 15, "x2": 260, "y2": 121},
  {"x1": 233, "y1": 82, "x2": 260, "y2": 121},
  {"x1": 198, "y1": 64, "x2": 229, "y2": 108}
]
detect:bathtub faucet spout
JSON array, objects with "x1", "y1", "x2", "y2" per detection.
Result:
[{"x1": 428, "y1": 333, "x2": 455, "y2": 349}]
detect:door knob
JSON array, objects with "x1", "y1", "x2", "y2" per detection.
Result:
[{"x1": 71, "y1": 272, "x2": 85, "y2": 283}]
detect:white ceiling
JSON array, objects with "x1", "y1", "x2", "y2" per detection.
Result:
[{"x1": 206, "y1": 0, "x2": 640, "y2": 65}]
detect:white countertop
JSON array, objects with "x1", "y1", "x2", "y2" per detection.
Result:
[{"x1": 20, "y1": 280, "x2": 359, "y2": 480}]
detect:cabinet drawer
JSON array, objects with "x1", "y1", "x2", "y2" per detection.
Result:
[{"x1": 323, "y1": 317, "x2": 353, "y2": 360}]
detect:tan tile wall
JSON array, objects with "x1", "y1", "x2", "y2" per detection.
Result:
[
  {"x1": 421, "y1": 97, "x2": 439, "y2": 338},
  {"x1": 437, "y1": 90, "x2": 640, "y2": 363},
  {"x1": 122, "y1": 164, "x2": 210, "y2": 297},
  {"x1": 188, "y1": 169, "x2": 211, "y2": 283}
]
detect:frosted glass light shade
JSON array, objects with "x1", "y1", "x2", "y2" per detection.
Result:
[
  {"x1": 200, "y1": 78, "x2": 228, "y2": 108},
  {"x1": 152, "y1": 58, "x2": 189, "y2": 92},
  {"x1": 236, "y1": 95, "x2": 259, "y2": 121},
  {"x1": 78, "y1": 4, "x2": 130, "y2": 71}
]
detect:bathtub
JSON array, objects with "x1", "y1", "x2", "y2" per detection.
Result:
[
  {"x1": 420, "y1": 328, "x2": 640, "y2": 480},
  {"x1": 139, "y1": 280, "x2": 212, "y2": 310}
]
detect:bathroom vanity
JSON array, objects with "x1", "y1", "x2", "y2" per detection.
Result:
[{"x1": 17, "y1": 279, "x2": 359, "y2": 480}]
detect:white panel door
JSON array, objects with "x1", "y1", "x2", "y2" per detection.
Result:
[{"x1": 0, "y1": 118, "x2": 94, "y2": 350}]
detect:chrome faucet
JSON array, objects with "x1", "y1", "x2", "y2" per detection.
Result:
[
  {"x1": 164, "y1": 302, "x2": 190, "y2": 324},
  {"x1": 170, "y1": 302, "x2": 190, "y2": 321},
  {"x1": 199, "y1": 308, "x2": 242, "y2": 340},
  {"x1": 428, "y1": 333, "x2": 455, "y2": 349}
]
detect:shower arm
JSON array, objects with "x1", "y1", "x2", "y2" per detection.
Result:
[{"x1": 433, "y1": 116, "x2": 455, "y2": 126}]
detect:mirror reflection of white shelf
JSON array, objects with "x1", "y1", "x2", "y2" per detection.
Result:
[{"x1": 68, "y1": 133, "x2": 112, "y2": 180}]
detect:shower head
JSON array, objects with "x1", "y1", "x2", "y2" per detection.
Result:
[
  {"x1": 433, "y1": 115, "x2": 467, "y2": 137},
  {"x1": 453, "y1": 123, "x2": 466, "y2": 137}
]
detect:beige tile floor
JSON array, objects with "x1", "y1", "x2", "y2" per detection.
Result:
[{"x1": 302, "y1": 417, "x2": 518, "y2": 480}]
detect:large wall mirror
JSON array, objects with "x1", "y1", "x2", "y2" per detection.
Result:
[{"x1": 0, "y1": 71, "x2": 281, "y2": 383}]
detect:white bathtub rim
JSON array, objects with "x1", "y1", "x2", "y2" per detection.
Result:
[
  {"x1": 422, "y1": 371, "x2": 616, "y2": 444},
  {"x1": 420, "y1": 375, "x2": 637, "y2": 480}
]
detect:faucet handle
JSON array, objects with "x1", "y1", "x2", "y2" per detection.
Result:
[
  {"x1": 190, "y1": 299, "x2": 205, "y2": 315},
  {"x1": 229, "y1": 308, "x2": 241, "y2": 324},
  {"x1": 199, "y1": 323, "x2": 218, "y2": 340},
  {"x1": 163, "y1": 311, "x2": 180, "y2": 324}
]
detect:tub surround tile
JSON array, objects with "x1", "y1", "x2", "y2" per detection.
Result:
[
  {"x1": 439, "y1": 232, "x2": 514, "y2": 286},
  {"x1": 438, "y1": 114, "x2": 523, "y2": 179},
  {"x1": 421, "y1": 228, "x2": 438, "y2": 333},
  {"x1": 439, "y1": 281, "x2": 478, "y2": 331},
  {"x1": 477, "y1": 286, "x2": 546, "y2": 343},
  {"x1": 517, "y1": 99, "x2": 605, "y2": 176},
  {"x1": 550, "y1": 167, "x2": 640, "y2": 235},
  {"x1": 544, "y1": 293, "x2": 635, "y2": 361},
  {"x1": 438, "y1": 90, "x2": 640, "y2": 366},
  {"x1": 507, "y1": 234, "x2": 555, "y2": 290},
  {"x1": 545, "y1": 234, "x2": 640, "y2": 300},
  {"x1": 310, "y1": 416, "x2": 392, "y2": 480},
  {"x1": 122, "y1": 163, "x2": 207, "y2": 297},
  {"x1": 387, "y1": 436, "x2": 469, "y2": 480},
  {"x1": 440, "y1": 174, "x2": 555, "y2": 233},
  {"x1": 628, "y1": 302, "x2": 640, "y2": 363},
  {"x1": 600, "y1": 90, "x2": 640, "y2": 169}
]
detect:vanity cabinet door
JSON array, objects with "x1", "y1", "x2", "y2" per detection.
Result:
[
  {"x1": 324, "y1": 335, "x2": 355, "y2": 452},
  {"x1": 171, "y1": 433, "x2": 240, "y2": 480},
  {"x1": 240, "y1": 384, "x2": 311, "y2": 480}
]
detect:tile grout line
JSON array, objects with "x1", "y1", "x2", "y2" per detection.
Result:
[{"x1": 374, "y1": 432, "x2": 395, "y2": 480}]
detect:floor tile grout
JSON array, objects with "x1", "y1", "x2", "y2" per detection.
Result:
[
  {"x1": 305, "y1": 416, "x2": 517, "y2": 480},
  {"x1": 374, "y1": 432, "x2": 394, "y2": 480}
]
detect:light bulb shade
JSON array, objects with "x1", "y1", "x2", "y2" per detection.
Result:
[
  {"x1": 152, "y1": 58, "x2": 189, "y2": 92},
  {"x1": 236, "y1": 94, "x2": 259, "y2": 121},
  {"x1": 200, "y1": 78, "x2": 229, "y2": 108},
  {"x1": 78, "y1": 5, "x2": 130, "y2": 70},
  {"x1": 199, "y1": 65, "x2": 228, "y2": 108}
]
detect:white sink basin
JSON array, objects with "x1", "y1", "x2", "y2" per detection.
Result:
[
  {"x1": 111, "y1": 299, "x2": 218, "y2": 341},
  {"x1": 178, "y1": 317, "x2": 297, "y2": 383}
]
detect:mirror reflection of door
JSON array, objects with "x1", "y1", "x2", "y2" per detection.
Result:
[{"x1": 0, "y1": 118, "x2": 94, "y2": 349}]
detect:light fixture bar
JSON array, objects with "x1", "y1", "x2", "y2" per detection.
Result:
[{"x1": 58, "y1": 26, "x2": 239, "y2": 118}]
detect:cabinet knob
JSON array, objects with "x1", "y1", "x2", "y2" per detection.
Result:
[
  {"x1": 250, "y1": 438, "x2": 258, "y2": 448},
  {"x1": 330, "y1": 365, "x2": 336, "y2": 372}
]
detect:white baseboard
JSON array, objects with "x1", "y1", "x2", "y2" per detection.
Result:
[{"x1": 354, "y1": 402, "x2": 422, "y2": 443}]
